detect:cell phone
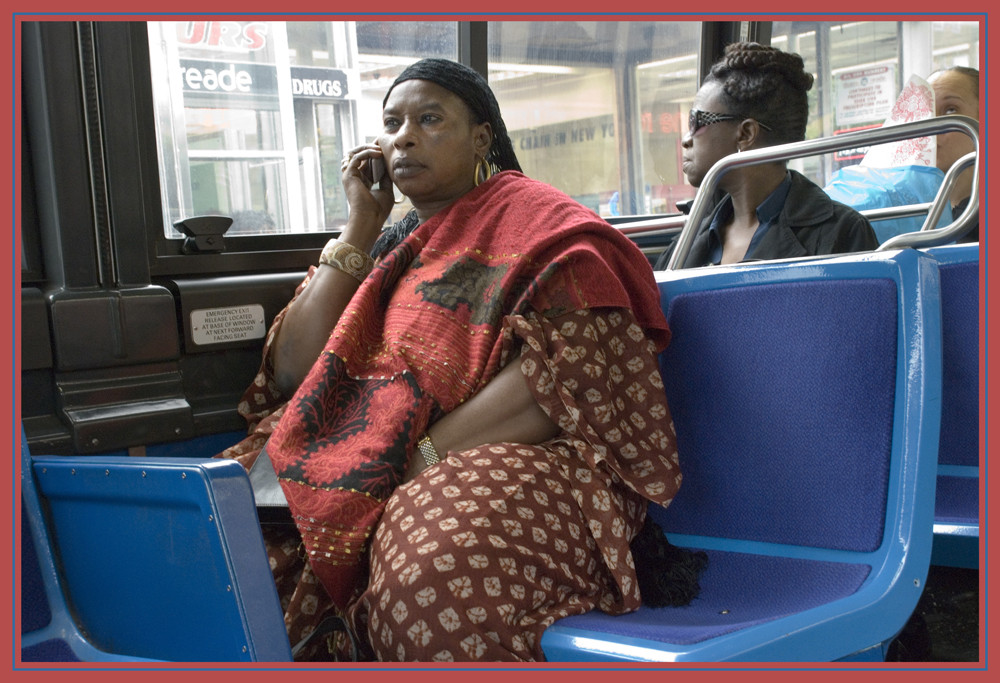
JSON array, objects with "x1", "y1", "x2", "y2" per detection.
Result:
[{"x1": 369, "y1": 157, "x2": 385, "y2": 184}]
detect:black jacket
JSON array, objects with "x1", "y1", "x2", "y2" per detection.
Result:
[
  {"x1": 658, "y1": 170, "x2": 879, "y2": 269},
  {"x1": 952, "y1": 197, "x2": 979, "y2": 243}
]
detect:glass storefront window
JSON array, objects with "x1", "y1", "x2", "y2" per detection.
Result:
[
  {"x1": 930, "y1": 21, "x2": 980, "y2": 71},
  {"x1": 187, "y1": 158, "x2": 287, "y2": 235},
  {"x1": 184, "y1": 108, "x2": 281, "y2": 151},
  {"x1": 147, "y1": 20, "x2": 456, "y2": 237},
  {"x1": 634, "y1": 24, "x2": 702, "y2": 217}
]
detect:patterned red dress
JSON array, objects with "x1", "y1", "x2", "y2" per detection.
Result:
[{"x1": 218, "y1": 171, "x2": 682, "y2": 661}]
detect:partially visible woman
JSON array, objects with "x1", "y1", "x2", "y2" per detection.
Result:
[
  {"x1": 928, "y1": 66, "x2": 979, "y2": 242},
  {"x1": 658, "y1": 42, "x2": 878, "y2": 268},
  {"x1": 220, "y1": 58, "x2": 701, "y2": 662}
]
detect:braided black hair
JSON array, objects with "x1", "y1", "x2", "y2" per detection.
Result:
[
  {"x1": 707, "y1": 42, "x2": 814, "y2": 145},
  {"x1": 383, "y1": 58, "x2": 522, "y2": 174}
]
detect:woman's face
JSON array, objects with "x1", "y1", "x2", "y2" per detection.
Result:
[
  {"x1": 680, "y1": 81, "x2": 741, "y2": 189},
  {"x1": 379, "y1": 79, "x2": 492, "y2": 216},
  {"x1": 929, "y1": 70, "x2": 979, "y2": 177}
]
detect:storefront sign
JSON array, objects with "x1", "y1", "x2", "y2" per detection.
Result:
[
  {"x1": 175, "y1": 21, "x2": 269, "y2": 52},
  {"x1": 290, "y1": 66, "x2": 349, "y2": 100},
  {"x1": 179, "y1": 60, "x2": 349, "y2": 100},
  {"x1": 179, "y1": 59, "x2": 279, "y2": 96},
  {"x1": 514, "y1": 121, "x2": 615, "y2": 150}
]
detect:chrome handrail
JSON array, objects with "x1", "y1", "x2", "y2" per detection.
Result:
[
  {"x1": 613, "y1": 199, "x2": 960, "y2": 241},
  {"x1": 880, "y1": 150, "x2": 978, "y2": 248},
  {"x1": 660, "y1": 115, "x2": 979, "y2": 269},
  {"x1": 615, "y1": 214, "x2": 686, "y2": 238}
]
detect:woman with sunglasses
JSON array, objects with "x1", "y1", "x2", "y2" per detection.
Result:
[{"x1": 660, "y1": 42, "x2": 878, "y2": 268}]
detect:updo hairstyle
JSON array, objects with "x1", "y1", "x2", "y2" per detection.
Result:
[{"x1": 706, "y1": 41, "x2": 815, "y2": 145}]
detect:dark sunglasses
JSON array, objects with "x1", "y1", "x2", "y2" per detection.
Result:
[{"x1": 688, "y1": 109, "x2": 774, "y2": 135}]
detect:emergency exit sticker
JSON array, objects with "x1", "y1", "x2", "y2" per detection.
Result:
[{"x1": 191, "y1": 304, "x2": 266, "y2": 345}]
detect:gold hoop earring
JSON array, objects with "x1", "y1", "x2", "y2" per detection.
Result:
[{"x1": 474, "y1": 158, "x2": 493, "y2": 187}]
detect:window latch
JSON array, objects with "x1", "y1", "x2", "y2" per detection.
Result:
[{"x1": 173, "y1": 215, "x2": 233, "y2": 254}]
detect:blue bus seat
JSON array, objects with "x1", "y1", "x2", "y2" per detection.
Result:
[
  {"x1": 923, "y1": 243, "x2": 979, "y2": 569},
  {"x1": 541, "y1": 249, "x2": 942, "y2": 662},
  {"x1": 20, "y1": 426, "x2": 293, "y2": 662},
  {"x1": 20, "y1": 426, "x2": 162, "y2": 662},
  {"x1": 86, "y1": 430, "x2": 249, "y2": 460}
]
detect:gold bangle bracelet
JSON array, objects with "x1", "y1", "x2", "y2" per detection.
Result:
[
  {"x1": 417, "y1": 434, "x2": 441, "y2": 467},
  {"x1": 319, "y1": 239, "x2": 374, "y2": 283}
]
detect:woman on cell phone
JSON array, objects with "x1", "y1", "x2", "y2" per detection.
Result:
[{"x1": 220, "y1": 57, "x2": 704, "y2": 662}]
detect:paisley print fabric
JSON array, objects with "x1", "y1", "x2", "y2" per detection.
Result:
[
  {"x1": 266, "y1": 171, "x2": 671, "y2": 610},
  {"x1": 217, "y1": 171, "x2": 682, "y2": 660},
  {"x1": 347, "y1": 308, "x2": 680, "y2": 661}
]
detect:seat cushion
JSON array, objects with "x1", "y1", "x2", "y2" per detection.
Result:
[
  {"x1": 550, "y1": 549, "x2": 871, "y2": 646},
  {"x1": 934, "y1": 475, "x2": 978, "y2": 524}
]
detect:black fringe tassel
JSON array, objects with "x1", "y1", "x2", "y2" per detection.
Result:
[{"x1": 630, "y1": 516, "x2": 709, "y2": 608}]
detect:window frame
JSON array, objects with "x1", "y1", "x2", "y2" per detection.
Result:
[
  {"x1": 81, "y1": 21, "x2": 474, "y2": 278},
  {"x1": 59, "y1": 19, "x2": 977, "y2": 279},
  {"x1": 83, "y1": 20, "x2": 718, "y2": 278},
  {"x1": 105, "y1": 22, "x2": 329, "y2": 277}
]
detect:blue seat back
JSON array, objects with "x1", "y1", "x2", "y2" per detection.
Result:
[
  {"x1": 542, "y1": 249, "x2": 941, "y2": 662},
  {"x1": 923, "y1": 243, "x2": 979, "y2": 568},
  {"x1": 20, "y1": 427, "x2": 292, "y2": 662},
  {"x1": 651, "y1": 275, "x2": 897, "y2": 553},
  {"x1": 21, "y1": 426, "x2": 157, "y2": 662},
  {"x1": 932, "y1": 244, "x2": 979, "y2": 469},
  {"x1": 21, "y1": 499, "x2": 50, "y2": 636}
]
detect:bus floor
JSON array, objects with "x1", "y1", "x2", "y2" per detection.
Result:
[{"x1": 887, "y1": 565, "x2": 980, "y2": 662}]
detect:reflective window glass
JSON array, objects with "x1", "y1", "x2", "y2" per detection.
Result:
[
  {"x1": 771, "y1": 20, "x2": 980, "y2": 184},
  {"x1": 146, "y1": 19, "x2": 979, "y2": 238},
  {"x1": 489, "y1": 21, "x2": 702, "y2": 217},
  {"x1": 147, "y1": 20, "x2": 456, "y2": 237}
]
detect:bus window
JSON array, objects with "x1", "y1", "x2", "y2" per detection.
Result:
[
  {"x1": 146, "y1": 21, "x2": 457, "y2": 238},
  {"x1": 141, "y1": 19, "x2": 980, "y2": 243},
  {"x1": 769, "y1": 20, "x2": 979, "y2": 185},
  {"x1": 489, "y1": 21, "x2": 702, "y2": 217}
]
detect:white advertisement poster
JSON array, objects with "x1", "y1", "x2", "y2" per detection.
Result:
[{"x1": 835, "y1": 65, "x2": 897, "y2": 127}]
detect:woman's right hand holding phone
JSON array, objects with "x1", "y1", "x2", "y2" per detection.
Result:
[
  {"x1": 273, "y1": 145, "x2": 392, "y2": 394},
  {"x1": 340, "y1": 144, "x2": 394, "y2": 251}
]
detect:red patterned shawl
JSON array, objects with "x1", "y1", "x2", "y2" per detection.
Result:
[{"x1": 267, "y1": 171, "x2": 669, "y2": 609}]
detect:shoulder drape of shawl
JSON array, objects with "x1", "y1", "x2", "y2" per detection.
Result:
[{"x1": 267, "y1": 171, "x2": 669, "y2": 609}]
